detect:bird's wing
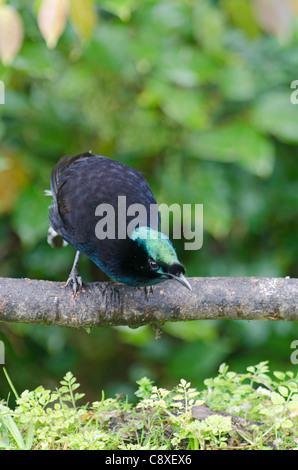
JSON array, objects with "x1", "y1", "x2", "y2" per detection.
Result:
[
  {"x1": 50, "y1": 151, "x2": 93, "y2": 198},
  {"x1": 51, "y1": 154, "x2": 159, "y2": 245}
]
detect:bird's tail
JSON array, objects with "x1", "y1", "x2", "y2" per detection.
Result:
[{"x1": 47, "y1": 226, "x2": 68, "y2": 249}]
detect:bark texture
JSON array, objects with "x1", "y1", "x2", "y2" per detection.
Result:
[{"x1": 0, "y1": 277, "x2": 297, "y2": 328}]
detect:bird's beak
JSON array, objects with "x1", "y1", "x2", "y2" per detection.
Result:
[{"x1": 167, "y1": 273, "x2": 192, "y2": 291}]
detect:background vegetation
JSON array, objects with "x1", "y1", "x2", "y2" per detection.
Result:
[
  {"x1": 2, "y1": 363, "x2": 298, "y2": 450},
  {"x1": 0, "y1": 0, "x2": 298, "y2": 404}
]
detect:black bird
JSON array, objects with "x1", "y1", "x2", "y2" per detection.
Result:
[{"x1": 48, "y1": 152, "x2": 191, "y2": 294}]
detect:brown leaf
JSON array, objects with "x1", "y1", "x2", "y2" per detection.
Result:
[
  {"x1": 0, "y1": 5, "x2": 24, "y2": 66},
  {"x1": 252, "y1": 0, "x2": 293, "y2": 39},
  {"x1": 0, "y1": 151, "x2": 29, "y2": 214},
  {"x1": 37, "y1": 0, "x2": 69, "y2": 49},
  {"x1": 288, "y1": 0, "x2": 298, "y2": 15}
]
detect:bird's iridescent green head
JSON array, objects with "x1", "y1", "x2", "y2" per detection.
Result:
[{"x1": 128, "y1": 227, "x2": 191, "y2": 290}]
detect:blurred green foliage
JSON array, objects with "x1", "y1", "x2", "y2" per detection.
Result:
[{"x1": 0, "y1": 0, "x2": 298, "y2": 402}]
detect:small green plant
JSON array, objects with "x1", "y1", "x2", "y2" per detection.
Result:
[{"x1": 0, "y1": 362, "x2": 298, "y2": 450}]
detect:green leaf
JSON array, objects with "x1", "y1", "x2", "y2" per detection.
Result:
[
  {"x1": 189, "y1": 122, "x2": 275, "y2": 177},
  {"x1": 100, "y1": 0, "x2": 137, "y2": 21},
  {"x1": 281, "y1": 419, "x2": 293, "y2": 429},
  {"x1": 218, "y1": 64, "x2": 256, "y2": 102},
  {"x1": 161, "y1": 89, "x2": 208, "y2": 129},
  {"x1": 273, "y1": 371, "x2": 286, "y2": 381},
  {"x1": 11, "y1": 185, "x2": 50, "y2": 247},
  {"x1": 219, "y1": 363, "x2": 229, "y2": 375},
  {"x1": 0, "y1": 404, "x2": 26, "y2": 449},
  {"x1": 25, "y1": 422, "x2": 35, "y2": 450},
  {"x1": 278, "y1": 386, "x2": 289, "y2": 397},
  {"x1": 221, "y1": 0, "x2": 260, "y2": 37},
  {"x1": 70, "y1": 0, "x2": 97, "y2": 39},
  {"x1": 143, "y1": 80, "x2": 209, "y2": 130},
  {"x1": 0, "y1": 440, "x2": 11, "y2": 449},
  {"x1": 14, "y1": 39, "x2": 60, "y2": 78},
  {"x1": 271, "y1": 391, "x2": 285, "y2": 405},
  {"x1": 251, "y1": 90, "x2": 298, "y2": 143}
]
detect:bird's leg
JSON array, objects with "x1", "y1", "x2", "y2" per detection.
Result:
[
  {"x1": 65, "y1": 251, "x2": 82, "y2": 296},
  {"x1": 144, "y1": 285, "x2": 154, "y2": 301}
]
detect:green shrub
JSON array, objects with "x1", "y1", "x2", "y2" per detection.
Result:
[{"x1": 0, "y1": 362, "x2": 297, "y2": 450}]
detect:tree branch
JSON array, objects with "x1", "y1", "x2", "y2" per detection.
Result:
[{"x1": 0, "y1": 277, "x2": 297, "y2": 329}]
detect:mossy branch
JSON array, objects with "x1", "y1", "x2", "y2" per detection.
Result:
[{"x1": 0, "y1": 277, "x2": 297, "y2": 329}]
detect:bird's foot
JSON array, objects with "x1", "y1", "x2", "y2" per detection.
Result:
[
  {"x1": 65, "y1": 268, "x2": 83, "y2": 297},
  {"x1": 144, "y1": 285, "x2": 154, "y2": 301}
]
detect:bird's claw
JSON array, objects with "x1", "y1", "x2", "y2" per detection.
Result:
[
  {"x1": 144, "y1": 285, "x2": 154, "y2": 301},
  {"x1": 65, "y1": 269, "x2": 83, "y2": 297}
]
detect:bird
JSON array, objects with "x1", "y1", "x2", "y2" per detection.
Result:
[{"x1": 48, "y1": 152, "x2": 192, "y2": 295}]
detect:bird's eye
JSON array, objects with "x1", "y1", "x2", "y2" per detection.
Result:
[{"x1": 149, "y1": 260, "x2": 159, "y2": 270}]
